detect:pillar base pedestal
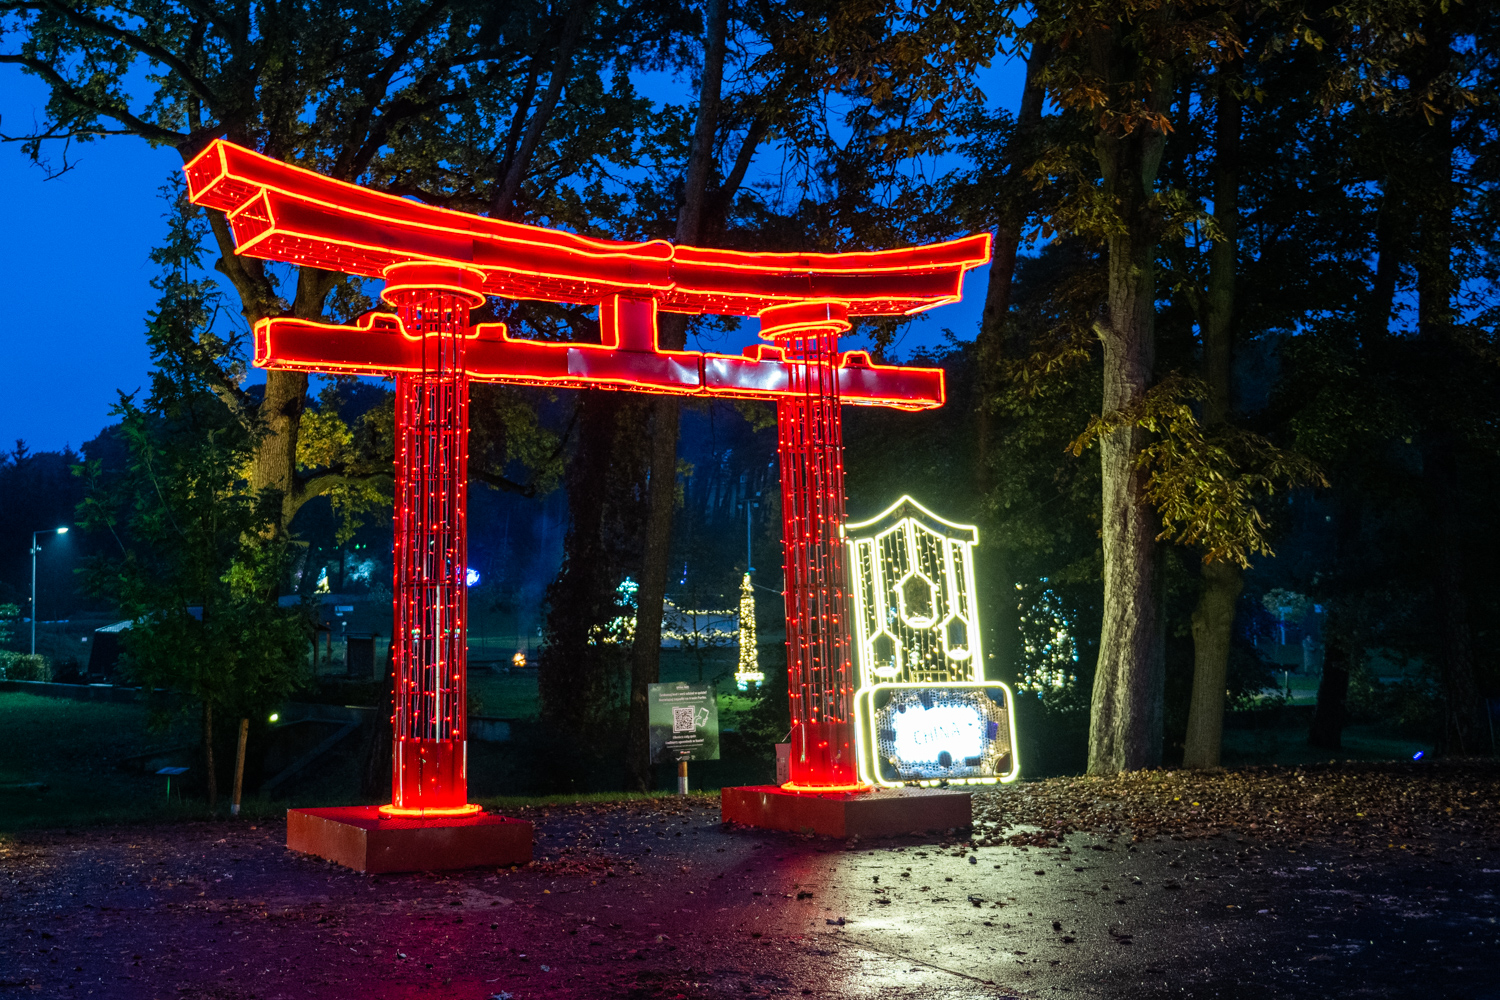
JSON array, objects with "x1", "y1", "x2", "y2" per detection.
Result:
[
  {"x1": 721, "y1": 785, "x2": 971, "y2": 838},
  {"x1": 286, "y1": 806, "x2": 533, "y2": 873}
]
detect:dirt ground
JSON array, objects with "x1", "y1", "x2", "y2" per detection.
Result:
[{"x1": 3, "y1": 763, "x2": 1499, "y2": 1000}]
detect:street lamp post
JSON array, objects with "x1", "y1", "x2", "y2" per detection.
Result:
[
  {"x1": 30, "y1": 527, "x2": 68, "y2": 656},
  {"x1": 741, "y1": 497, "x2": 759, "y2": 574}
]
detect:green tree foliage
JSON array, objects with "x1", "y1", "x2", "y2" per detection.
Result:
[
  {"x1": 0, "y1": 0, "x2": 671, "y2": 550},
  {"x1": 1014, "y1": 0, "x2": 1244, "y2": 774},
  {"x1": 0, "y1": 651, "x2": 53, "y2": 681},
  {"x1": 948, "y1": 0, "x2": 1498, "y2": 769},
  {"x1": 7, "y1": 0, "x2": 1497, "y2": 792},
  {"x1": 1253, "y1": 0, "x2": 1500, "y2": 754},
  {"x1": 615, "y1": 0, "x2": 1027, "y2": 788},
  {"x1": 0, "y1": 442, "x2": 91, "y2": 616},
  {"x1": 1069, "y1": 372, "x2": 1325, "y2": 568},
  {"x1": 3, "y1": 0, "x2": 672, "y2": 782},
  {"x1": 75, "y1": 185, "x2": 308, "y2": 807},
  {"x1": 294, "y1": 383, "x2": 395, "y2": 547}
]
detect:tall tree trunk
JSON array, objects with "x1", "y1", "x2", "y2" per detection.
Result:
[
  {"x1": 1200, "y1": 83, "x2": 1239, "y2": 432},
  {"x1": 202, "y1": 699, "x2": 217, "y2": 810},
  {"x1": 1308, "y1": 618, "x2": 1350, "y2": 749},
  {"x1": 1371, "y1": 178, "x2": 1404, "y2": 335},
  {"x1": 231, "y1": 260, "x2": 335, "y2": 532},
  {"x1": 1086, "y1": 35, "x2": 1170, "y2": 775},
  {"x1": 1423, "y1": 432, "x2": 1482, "y2": 753},
  {"x1": 975, "y1": 40, "x2": 1053, "y2": 371},
  {"x1": 1412, "y1": 17, "x2": 1481, "y2": 755},
  {"x1": 541, "y1": 391, "x2": 630, "y2": 735},
  {"x1": 249, "y1": 370, "x2": 307, "y2": 529},
  {"x1": 1310, "y1": 496, "x2": 1361, "y2": 748},
  {"x1": 1183, "y1": 73, "x2": 1242, "y2": 769},
  {"x1": 1184, "y1": 561, "x2": 1241, "y2": 767},
  {"x1": 625, "y1": 0, "x2": 728, "y2": 791},
  {"x1": 626, "y1": 376, "x2": 686, "y2": 790},
  {"x1": 973, "y1": 41, "x2": 1051, "y2": 687},
  {"x1": 1307, "y1": 125, "x2": 1406, "y2": 756}
]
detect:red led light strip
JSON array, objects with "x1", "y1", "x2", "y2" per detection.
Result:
[{"x1": 185, "y1": 146, "x2": 991, "y2": 795}]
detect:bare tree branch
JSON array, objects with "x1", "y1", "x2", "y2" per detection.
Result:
[
  {"x1": 469, "y1": 466, "x2": 539, "y2": 497},
  {"x1": 492, "y1": 1, "x2": 589, "y2": 219},
  {"x1": 332, "y1": 0, "x2": 451, "y2": 179},
  {"x1": 296, "y1": 469, "x2": 393, "y2": 503},
  {"x1": 0, "y1": 54, "x2": 183, "y2": 144}
]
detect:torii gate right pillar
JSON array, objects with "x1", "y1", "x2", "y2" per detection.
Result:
[
  {"x1": 763, "y1": 302, "x2": 859, "y2": 790},
  {"x1": 722, "y1": 300, "x2": 973, "y2": 835}
]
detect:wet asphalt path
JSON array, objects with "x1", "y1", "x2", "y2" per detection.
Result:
[{"x1": 2, "y1": 798, "x2": 1497, "y2": 999}]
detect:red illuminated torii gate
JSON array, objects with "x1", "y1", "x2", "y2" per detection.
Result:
[{"x1": 185, "y1": 141, "x2": 989, "y2": 816}]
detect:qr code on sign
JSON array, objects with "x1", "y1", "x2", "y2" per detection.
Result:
[{"x1": 672, "y1": 706, "x2": 696, "y2": 733}]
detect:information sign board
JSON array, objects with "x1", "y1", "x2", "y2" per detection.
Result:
[{"x1": 648, "y1": 682, "x2": 720, "y2": 764}]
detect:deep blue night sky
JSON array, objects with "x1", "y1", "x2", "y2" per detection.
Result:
[
  {"x1": 2, "y1": 68, "x2": 182, "y2": 453},
  {"x1": 0, "y1": 59, "x2": 1025, "y2": 454}
]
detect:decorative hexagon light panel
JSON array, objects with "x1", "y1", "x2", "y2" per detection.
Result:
[{"x1": 845, "y1": 496, "x2": 1020, "y2": 786}]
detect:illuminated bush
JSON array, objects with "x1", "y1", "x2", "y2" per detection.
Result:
[{"x1": 1015, "y1": 580, "x2": 1082, "y2": 711}]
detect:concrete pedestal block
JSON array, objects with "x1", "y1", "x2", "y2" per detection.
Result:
[
  {"x1": 286, "y1": 806, "x2": 533, "y2": 873},
  {"x1": 721, "y1": 785, "x2": 971, "y2": 838}
]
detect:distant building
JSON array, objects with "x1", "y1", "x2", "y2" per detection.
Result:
[{"x1": 86, "y1": 619, "x2": 132, "y2": 679}]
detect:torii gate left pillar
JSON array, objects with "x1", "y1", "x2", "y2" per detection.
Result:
[{"x1": 284, "y1": 264, "x2": 532, "y2": 870}]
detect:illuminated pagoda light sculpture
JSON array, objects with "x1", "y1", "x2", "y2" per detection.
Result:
[
  {"x1": 182, "y1": 140, "x2": 989, "y2": 854},
  {"x1": 735, "y1": 573, "x2": 762, "y2": 691},
  {"x1": 845, "y1": 496, "x2": 1020, "y2": 787}
]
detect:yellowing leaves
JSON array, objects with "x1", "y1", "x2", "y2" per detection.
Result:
[
  {"x1": 296, "y1": 405, "x2": 353, "y2": 470},
  {"x1": 294, "y1": 385, "x2": 394, "y2": 545},
  {"x1": 1069, "y1": 372, "x2": 1327, "y2": 567}
]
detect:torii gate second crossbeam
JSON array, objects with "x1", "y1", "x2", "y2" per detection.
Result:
[{"x1": 185, "y1": 141, "x2": 990, "y2": 821}]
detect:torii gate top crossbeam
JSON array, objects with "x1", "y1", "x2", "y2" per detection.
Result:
[{"x1": 184, "y1": 141, "x2": 990, "y2": 318}]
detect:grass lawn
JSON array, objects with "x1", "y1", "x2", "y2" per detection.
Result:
[
  {"x1": 474, "y1": 789, "x2": 720, "y2": 812},
  {"x1": 0, "y1": 689, "x2": 728, "y2": 831},
  {"x1": 0, "y1": 692, "x2": 210, "y2": 833},
  {"x1": 2, "y1": 680, "x2": 1439, "y2": 835},
  {"x1": 467, "y1": 671, "x2": 546, "y2": 718}
]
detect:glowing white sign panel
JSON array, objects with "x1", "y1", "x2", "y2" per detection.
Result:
[
  {"x1": 872, "y1": 686, "x2": 1012, "y2": 782},
  {"x1": 891, "y1": 703, "x2": 985, "y2": 764}
]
